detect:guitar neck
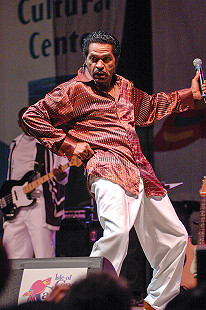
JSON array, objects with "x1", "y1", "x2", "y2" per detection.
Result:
[
  {"x1": 23, "y1": 163, "x2": 69, "y2": 194},
  {"x1": 197, "y1": 196, "x2": 206, "y2": 245},
  {"x1": 23, "y1": 155, "x2": 82, "y2": 194}
]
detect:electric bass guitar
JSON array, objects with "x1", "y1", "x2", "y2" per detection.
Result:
[
  {"x1": 0, "y1": 156, "x2": 82, "y2": 221},
  {"x1": 180, "y1": 176, "x2": 206, "y2": 289}
]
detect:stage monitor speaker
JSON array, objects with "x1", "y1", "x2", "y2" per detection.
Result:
[{"x1": 0, "y1": 256, "x2": 115, "y2": 308}]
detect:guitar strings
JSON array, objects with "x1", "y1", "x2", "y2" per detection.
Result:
[
  {"x1": 0, "y1": 160, "x2": 74, "y2": 208},
  {"x1": 0, "y1": 187, "x2": 34, "y2": 206},
  {"x1": 0, "y1": 174, "x2": 54, "y2": 206},
  {"x1": 0, "y1": 174, "x2": 48, "y2": 206}
]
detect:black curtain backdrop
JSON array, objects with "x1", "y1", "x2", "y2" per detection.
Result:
[
  {"x1": 65, "y1": 0, "x2": 154, "y2": 210},
  {"x1": 117, "y1": 0, "x2": 154, "y2": 167},
  {"x1": 117, "y1": 0, "x2": 153, "y2": 93},
  {"x1": 116, "y1": 0, "x2": 153, "y2": 296}
]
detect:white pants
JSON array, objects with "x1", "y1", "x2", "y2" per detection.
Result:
[
  {"x1": 3, "y1": 193, "x2": 55, "y2": 259},
  {"x1": 89, "y1": 177, "x2": 188, "y2": 310}
]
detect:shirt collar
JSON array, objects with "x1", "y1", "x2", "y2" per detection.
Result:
[{"x1": 75, "y1": 67, "x2": 93, "y2": 83}]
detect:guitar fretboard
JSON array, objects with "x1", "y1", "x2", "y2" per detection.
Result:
[
  {"x1": 23, "y1": 156, "x2": 82, "y2": 194},
  {"x1": 198, "y1": 176, "x2": 206, "y2": 246},
  {"x1": 197, "y1": 196, "x2": 206, "y2": 245}
]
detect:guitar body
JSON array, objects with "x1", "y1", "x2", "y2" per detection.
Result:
[
  {"x1": 181, "y1": 236, "x2": 197, "y2": 290},
  {"x1": 0, "y1": 156, "x2": 82, "y2": 221},
  {"x1": 0, "y1": 171, "x2": 36, "y2": 221}
]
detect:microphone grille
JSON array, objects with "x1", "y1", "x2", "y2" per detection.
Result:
[{"x1": 193, "y1": 58, "x2": 202, "y2": 67}]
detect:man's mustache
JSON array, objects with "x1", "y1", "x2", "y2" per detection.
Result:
[{"x1": 94, "y1": 68, "x2": 106, "y2": 74}]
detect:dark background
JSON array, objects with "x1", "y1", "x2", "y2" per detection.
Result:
[{"x1": 1, "y1": 0, "x2": 202, "y2": 302}]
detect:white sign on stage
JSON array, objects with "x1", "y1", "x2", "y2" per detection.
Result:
[{"x1": 18, "y1": 267, "x2": 87, "y2": 304}]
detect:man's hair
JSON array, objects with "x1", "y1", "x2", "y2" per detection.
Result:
[
  {"x1": 82, "y1": 31, "x2": 121, "y2": 62},
  {"x1": 18, "y1": 107, "x2": 28, "y2": 120},
  {"x1": 60, "y1": 272, "x2": 132, "y2": 310}
]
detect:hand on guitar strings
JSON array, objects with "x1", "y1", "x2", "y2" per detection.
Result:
[{"x1": 53, "y1": 165, "x2": 67, "y2": 182}]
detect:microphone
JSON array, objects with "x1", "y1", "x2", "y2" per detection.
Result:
[{"x1": 193, "y1": 58, "x2": 206, "y2": 98}]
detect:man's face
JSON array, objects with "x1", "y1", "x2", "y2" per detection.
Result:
[{"x1": 86, "y1": 42, "x2": 116, "y2": 89}]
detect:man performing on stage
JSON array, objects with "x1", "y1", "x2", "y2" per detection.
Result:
[{"x1": 22, "y1": 31, "x2": 206, "y2": 309}]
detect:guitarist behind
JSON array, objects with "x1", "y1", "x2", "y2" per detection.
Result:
[
  {"x1": 180, "y1": 176, "x2": 206, "y2": 290},
  {"x1": 2, "y1": 107, "x2": 70, "y2": 259}
]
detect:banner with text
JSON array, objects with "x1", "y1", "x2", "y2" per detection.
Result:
[{"x1": 0, "y1": 0, "x2": 126, "y2": 187}]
